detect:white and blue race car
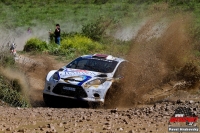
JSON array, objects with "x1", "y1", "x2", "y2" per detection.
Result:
[{"x1": 43, "y1": 54, "x2": 126, "y2": 107}]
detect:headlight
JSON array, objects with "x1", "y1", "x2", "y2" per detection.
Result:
[
  {"x1": 86, "y1": 78, "x2": 106, "y2": 86},
  {"x1": 52, "y1": 72, "x2": 60, "y2": 80}
]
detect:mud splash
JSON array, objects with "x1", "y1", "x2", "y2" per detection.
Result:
[
  {"x1": 109, "y1": 12, "x2": 195, "y2": 108},
  {"x1": 15, "y1": 54, "x2": 65, "y2": 107}
]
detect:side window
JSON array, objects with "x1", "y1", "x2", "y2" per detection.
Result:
[
  {"x1": 67, "y1": 60, "x2": 77, "y2": 68},
  {"x1": 114, "y1": 61, "x2": 128, "y2": 77}
]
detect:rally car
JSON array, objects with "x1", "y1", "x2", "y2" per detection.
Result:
[{"x1": 43, "y1": 54, "x2": 126, "y2": 107}]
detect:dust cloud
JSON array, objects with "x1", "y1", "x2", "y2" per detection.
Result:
[
  {"x1": 109, "y1": 12, "x2": 194, "y2": 108},
  {"x1": 0, "y1": 26, "x2": 51, "y2": 51},
  {"x1": 0, "y1": 67, "x2": 30, "y2": 100},
  {"x1": 0, "y1": 20, "x2": 82, "y2": 51},
  {"x1": 22, "y1": 55, "x2": 56, "y2": 107}
]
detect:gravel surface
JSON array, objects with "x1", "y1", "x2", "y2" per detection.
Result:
[{"x1": 0, "y1": 100, "x2": 199, "y2": 133}]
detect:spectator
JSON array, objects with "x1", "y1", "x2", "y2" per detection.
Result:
[
  {"x1": 54, "y1": 24, "x2": 61, "y2": 45},
  {"x1": 27, "y1": 27, "x2": 31, "y2": 34}
]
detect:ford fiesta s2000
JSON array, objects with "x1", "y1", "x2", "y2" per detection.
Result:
[{"x1": 43, "y1": 54, "x2": 126, "y2": 107}]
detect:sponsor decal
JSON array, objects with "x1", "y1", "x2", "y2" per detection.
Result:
[
  {"x1": 77, "y1": 75, "x2": 91, "y2": 86},
  {"x1": 63, "y1": 86, "x2": 76, "y2": 91},
  {"x1": 168, "y1": 107, "x2": 199, "y2": 132},
  {"x1": 62, "y1": 68, "x2": 97, "y2": 76}
]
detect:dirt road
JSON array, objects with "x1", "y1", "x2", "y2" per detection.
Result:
[{"x1": 0, "y1": 100, "x2": 199, "y2": 133}]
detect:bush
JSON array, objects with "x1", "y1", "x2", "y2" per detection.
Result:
[
  {"x1": 81, "y1": 17, "x2": 112, "y2": 41},
  {"x1": 24, "y1": 38, "x2": 48, "y2": 52},
  {"x1": 46, "y1": 43, "x2": 59, "y2": 55},
  {"x1": 61, "y1": 31, "x2": 79, "y2": 40},
  {"x1": 49, "y1": 32, "x2": 55, "y2": 44},
  {"x1": 0, "y1": 75, "x2": 30, "y2": 107},
  {"x1": 60, "y1": 35, "x2": 104, "y2": 55},
  {"x1": 93, "y1": 0, "x2": 109, "y2": 4},
  {"x1": 0, "y1": 51, "x2": 15, "y2": 67}
]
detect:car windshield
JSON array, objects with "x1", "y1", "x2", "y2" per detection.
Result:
[{"x1": 66, "y1": 57, "x2": 118, "y2": 73}]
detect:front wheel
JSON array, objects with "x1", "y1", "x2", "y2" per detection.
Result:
[
  {"x1": 88, "y1": 101, "x2": 104, "y2": 109},
  {"x1": 104, "y1": 81, "x2": 123, "y2": 109},
  {"x1": 43, "y1": 94, "x2": 56, "y2": 107}
]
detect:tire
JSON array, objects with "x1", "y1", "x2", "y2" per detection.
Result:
[
  {"x1": 104, "y1": 81, "x2": 123, "y2": 108},
  {"x1": 88, "y1": 101, "x2": 104, "y2": 109},
  {"x1": 43, "y1": 94, "x2": 55, "y2": 107},
  {"x1": 43, "y1": 94, "x2": 89, "y2": 108}
]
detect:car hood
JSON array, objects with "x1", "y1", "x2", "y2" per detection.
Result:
[{"x1": 58, "y1": 68, "x2": 106, "y2": 86}]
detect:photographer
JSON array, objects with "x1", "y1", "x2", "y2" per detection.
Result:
[{"x1": 54, "y1": 24, "x2": 61, "y2": 45}]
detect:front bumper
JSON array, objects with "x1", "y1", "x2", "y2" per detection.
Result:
[
  {"x1": 43, "y1": 82, "x2": 109, "y2": 103},
  {"x1": 43, "y1": 93, "x2": 104, "y2": 103}
]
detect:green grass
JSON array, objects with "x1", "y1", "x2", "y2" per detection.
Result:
[
  {"x1": 0, "y1": 1, "x2": 148, "y2": 31},
  {"x1": 1, "y1": 0, "x2": 199, "y2": 40},
  {"x1": 15, "y1": 0, "x2": 200, "y2": 59}
]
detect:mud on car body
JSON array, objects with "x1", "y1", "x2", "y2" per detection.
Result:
[{"x1": 43, "y1": 54, "x2": 126, "y2": 106}]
